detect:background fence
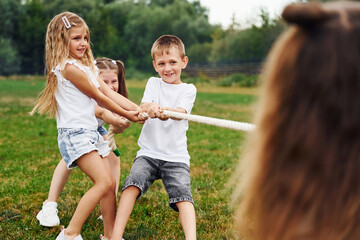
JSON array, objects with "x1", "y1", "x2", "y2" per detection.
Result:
[{"x1": 184, "y1": 60, "x2": 263, "y2": 78}]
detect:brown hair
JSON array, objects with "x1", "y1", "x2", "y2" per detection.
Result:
[
  {"x1": 31, "y1": 12, "x2": 95, "y2": 117},
  {"x1": 234, "y1": 2, "x2": 360, "y2": 239},
  {"x1": 151, "y1": 34, "x2": 186, "y2": 60},
  {"x1": 95, "y1": 57, "x2": 128, "y2": 98}
]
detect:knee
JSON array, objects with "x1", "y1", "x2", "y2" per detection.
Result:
[{"x1": 99, "y1": 174, "x2": 116, "y2": 193}]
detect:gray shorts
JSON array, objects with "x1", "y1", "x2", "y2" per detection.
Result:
[
  {"x1": 122, "y1": 156, "x2": 194, "y2": 212},
  {"x1": 58, "y1": 128, "x2": 111, "y2": 169}
]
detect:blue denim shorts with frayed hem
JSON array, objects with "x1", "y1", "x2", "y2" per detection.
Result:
[
  {"x1": 97, "y1": 126, "x2": 108, "y2": 136},
  {"x1": 122, "y1": 155, "x2": 194, "y2": 212},
  {"x1": 58, "y1": 128, "x2": 111, "y2": 169}
]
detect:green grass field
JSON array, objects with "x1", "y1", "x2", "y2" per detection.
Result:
[{"x1": 0, "y1": 78, "x2": 257, "y2": 239}]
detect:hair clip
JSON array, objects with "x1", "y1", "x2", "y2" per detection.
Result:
[
  {"x1": 111, "y1": 60, "x2": 116, "y2": 65},
  {"x1": 62, "y1": 16, "x2": 71, "y2": 29}
]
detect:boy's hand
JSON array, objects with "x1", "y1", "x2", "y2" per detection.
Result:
[
  {"x1": 158, "y1": 107, "x2": 170, "y2": 121},
  {"x1": 146, "y1": 102, "x2": 161, "y2": 118}
]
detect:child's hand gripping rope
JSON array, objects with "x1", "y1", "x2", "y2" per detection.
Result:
[{"x1": 107, "y1": 112, "x2": 149, "y2": 156}]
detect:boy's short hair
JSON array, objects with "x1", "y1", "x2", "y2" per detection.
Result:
[{"x1": 151, "y1": 35, "x2": 186, "y2": 60}]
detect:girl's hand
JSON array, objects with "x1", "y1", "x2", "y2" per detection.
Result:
[
  {"x1": 137, "y1": 111, "x2": 148, "y2": 124},
  {"x1": 125, "y1": 110, "x2": 141, "y2": 122},
  {"x1": 125, "y1": 110, "x2": 148, "y2": 123},
  {"x1": 112, "y1": 117, "x2": 131, "y2": 134}
]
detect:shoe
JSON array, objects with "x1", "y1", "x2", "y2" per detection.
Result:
[
  {"x1": 36, "y1": 201, "x2": 60, "y2": 227},
  {"x1": 56, "y1": 227, "x2": 83, "y2": 240}
]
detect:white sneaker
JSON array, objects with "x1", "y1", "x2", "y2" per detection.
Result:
[
  {"x1": 36, "y1": 201, "x2": 60, "y2": 227},
  {"x1": 56, "y1": 227, "x2": 83, "y2": 240}
]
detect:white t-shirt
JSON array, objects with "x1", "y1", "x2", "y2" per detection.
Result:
[
  {"x1": 53, "y1": 59, "x2": 99, "y2": 130},
  {"x1": 136, "y1": 77, "x2": 197, "y2": 166}
]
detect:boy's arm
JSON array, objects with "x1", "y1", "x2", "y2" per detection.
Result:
[{"x1": 62, "y1": 64, "x2": 140, "y2": 122}]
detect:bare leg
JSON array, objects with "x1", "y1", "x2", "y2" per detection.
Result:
[
  {"x1": 108, "y1": 152, "x2": 120, "y2": 197},
  {"x1": 48, "y1": 159, "x2": 71, "y2": 202},
  {"x1": 110, "y1": 186, "x2": 140, "y2": 240},
  {"x1": 63, "y1": 151, "x2": 116, "y2": 240},
  {"x1": 100, "y1": 155, "x2": 117, "y2": 239},
  {"x1": 102, "y1": 135, "x2": 120, "y2": 197},
  {"x1": 177, "y1": 201, "x2": 196, "y2": 240}
]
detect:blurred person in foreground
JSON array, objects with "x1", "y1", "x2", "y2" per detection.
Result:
[{"x1": 233, "y1": 1, "x2": 360, "y2": 239}]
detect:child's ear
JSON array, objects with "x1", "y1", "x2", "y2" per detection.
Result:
[
  {"x1": 182, "y1": 56, "x2": 189, "y2": 69},
  {"x1": 152, "y1": 60, "x2": 157, "y2": 71}
]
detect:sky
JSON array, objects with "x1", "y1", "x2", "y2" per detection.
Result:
[{"x1": 198, "y1": 0, "x2": 297, "y2": 28}]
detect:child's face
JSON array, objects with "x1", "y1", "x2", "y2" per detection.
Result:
[
  {"x1": 68, "y1": 25, "x2": 89, "y2": 60},
  {"x1": 100, "y1": 69, "x2": 119, "y2": 92},
  {"x1": 152, "y1": 47, "x2": 188, "y2": 84}
]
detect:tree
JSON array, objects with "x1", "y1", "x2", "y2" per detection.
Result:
[
  {"x1": 42, "y1": 0, "x2": 101, "y2": 19},
  {"x1": 0, "y1": 38, "x2": 20, "y2": 75},
  {"x1": 122, "y1": 0, "x2": 214, "y2": 71},
  {"x1": 16, "y1": 0, "x2": 47, "y2": 74},
  {"x1": 0, "y1": 0, "x2": 23, "y2": 38},
  {"x1": 209, "y1": 9, "x2": 285, "y2": 63},
  {"x1": 88, "y1": 2, "x2": 131, "y2": 60}
]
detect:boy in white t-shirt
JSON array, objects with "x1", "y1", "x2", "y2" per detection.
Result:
[{"x1": 111, "y1": 35, "x2": 197, "y2": 240}]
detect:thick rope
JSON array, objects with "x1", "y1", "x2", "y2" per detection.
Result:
[
  {"x1": 107, "y1": 111, "x2": 253, "y2": 153},
  {"x1": 107, "y1": 125, "x2": 121, "y2": 156},
  {"x1": 162, "y1": 110, "x2": 255, "y2": 132}
]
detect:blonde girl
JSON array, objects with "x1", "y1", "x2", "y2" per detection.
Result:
[
  {"x1": 36, "y1": 58, "x2": 131, "y2": 229},
  {"x1": 234, "y1": 1, "x2": 360, "y2": 240},
  {"x1": 31, "y1": 12, "x2": 144, "y2": 240}
]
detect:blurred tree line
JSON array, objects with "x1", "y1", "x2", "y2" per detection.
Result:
[{"x1": 0, "y1": 0, "x2": 341, "y2": 76}]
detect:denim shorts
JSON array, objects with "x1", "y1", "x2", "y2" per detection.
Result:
[
  {"x1": 58, "y1": 128, "x2": 111, "y2": 169},
  {"x1": 97, "y1": 126, "x2": 108, "y2": 136},
  {"x1": 122, "y1": 156, "x2": 194, "y2": 212}
]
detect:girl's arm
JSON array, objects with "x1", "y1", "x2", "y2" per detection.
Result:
[
  {"x1": 62, "y1": 64, "x2": 140, "y2": 122},
  {"x1": 97, "y1": 77, "x2": 140, "y2": 112},
  {"x1": 95, "y1": 105, "x2": 130, "y2": 133}
]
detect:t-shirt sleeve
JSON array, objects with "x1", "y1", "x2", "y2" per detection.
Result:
[
  {"x1": 141, "y1": 77, "x2": 157, "y2": 104},
  {"x1": 178, "y1": 84, "x2": 197, "y2": 114}
]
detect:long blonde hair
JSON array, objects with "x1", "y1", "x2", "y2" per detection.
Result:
[
  {"x1": 234, "y1": 1, "x2": 360, "y2": 239},
  {"x1": 31, "y1": 12, "x2": 95, "y2": 118}
]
